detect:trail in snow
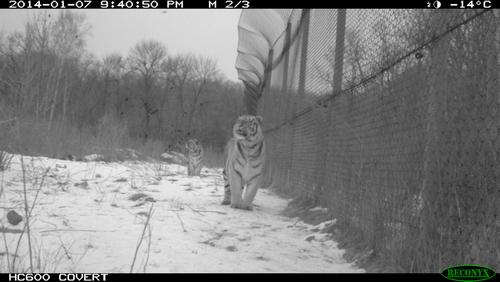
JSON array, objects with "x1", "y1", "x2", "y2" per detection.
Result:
[{"x1": 0, "y1": 155, "x2": 364, "y2": 273}]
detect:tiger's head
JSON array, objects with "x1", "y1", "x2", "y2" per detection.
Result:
[
  {"x1": 233, "y1": 115, "x2": 264, "y2": 144},
  {"x1": 185, "y1": 139, "x2": 202, "y2": 155}
]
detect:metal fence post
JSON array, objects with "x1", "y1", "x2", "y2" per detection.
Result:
[
  {"x1": 318, "y1": 9, "x2": 346, "y2": 196},
  {"x1": 275, "y1": 22, "x2": 292, "y2": 188},
  {"x1": 281, "y1": 22, "x2": 292, "y2": 95},
  {"x1": 297, "y1": 10, "x2": 311, "y2": 98},
  {"x1": 287, "y1": 9, "x2": 311, "y2": 191},
  {"x1": 281, "y1": 22, "x2": 293, "y2": 127},
  {"x1": 261, "y1": 48, "x2": 274, "y2": 188},
  {"x1": 261, "y1": 48, "x2": 274, "y2": 117}
]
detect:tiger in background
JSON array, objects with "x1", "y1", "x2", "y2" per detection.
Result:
[
  {"x1": 221, "y1": 115, "x2": 266, "y2": 211},
  {"x1": 185, "y1": 138, "x2": 204, "y2": 176}
]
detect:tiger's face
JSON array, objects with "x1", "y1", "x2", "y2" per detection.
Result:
[
  {"x1": 186, "y1": 139, "x2": 202, "y2": 155},
  {"x1": 233, "y1": 115, "x2": 264, "y2": 144}
]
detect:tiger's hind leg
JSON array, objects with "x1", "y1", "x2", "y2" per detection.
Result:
[{"x1": 221, "y1": 169, "x2": 231, "y2": 205}]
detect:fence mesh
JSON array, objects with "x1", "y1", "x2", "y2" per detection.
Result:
[{"x1": 236, "y1": 9, "x2": 500, "y2": 272}]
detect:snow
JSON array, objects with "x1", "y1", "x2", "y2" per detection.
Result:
[
  {"x1": 82, "y1": 154, "x2": 105, "y2": 162},
  {"x1": 0, "y1": 154, "x2": 364, "y2": 273},
  {"x1": 308, "y1": 206, "x2": 328, "y2": 213}
]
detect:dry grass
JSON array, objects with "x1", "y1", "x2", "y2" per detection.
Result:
[
  {"x1": 0, "y1": 150, "x2": 13, "y2": 172},
  {"x1": 0, "y1": 156, "x2": 72, "y2": 273},
  {"x1": 0, "y1": 115, "x2": 228, "y2": 172},
  {"x1": 0, "y1": 116, "x2": 224, "y2": 272},
  {"x1": 0, "y1": 118, "x2": 169, "y2": 162},
  {"x1": 0, "y1": 156, "x2": 100, "y2": 273}
]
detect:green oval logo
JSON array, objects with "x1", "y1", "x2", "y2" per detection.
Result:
[{"x1": 441, "y1": 264, "x2": 496, "y2": 282}]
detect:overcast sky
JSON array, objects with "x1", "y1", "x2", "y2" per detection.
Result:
[{"x1": 0, "y1": 10, "x2": 242, "y2": 81}]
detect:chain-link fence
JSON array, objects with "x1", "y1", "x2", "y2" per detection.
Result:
[{"x1": 236, "y1": 9, "x2": 500, "y2": 272}]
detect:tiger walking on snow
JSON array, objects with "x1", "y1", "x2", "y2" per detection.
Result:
[
  {"x1": 221, "y1": 115, "x2": 266, "y2": 211},
  {"x1": 185, "y1": 138, "x2": 204, "y2": 176}
]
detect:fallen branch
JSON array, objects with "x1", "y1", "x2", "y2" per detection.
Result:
[
  {"x1": 175, "y1": 212, "x2": 187, "y2": 233},
  {"x1": 143, "y1": 223, "x2": 152, "y2": 273},
  {"x1": 162, "y1": 208, "x2": 184, "y2": 212},
  {"x1": 192, "y1": 210, "x2": 227, "y2": 215},
  {"x1": 184, "y1": 205, "x2": 204, "y2": 216},
  {"x1": 57, "y1": 237, "x2": 72, "y2": 261},
  {"x1": 186, "y1": 205, "x2": 227, "y2": 215},
  {"x1": 39, "y1": 229, "x2": 112, "y2": 233},
  {"x1": 130, "y1": 203, "x2": 154, "y2": 273}
]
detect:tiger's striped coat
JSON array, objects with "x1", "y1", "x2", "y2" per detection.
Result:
[
  {"x1": 185, "y1": 139, "x2": 204, "y2": 176},
  {"x1": 221, "y1": 115, "x2": 265, "y2": 211}
]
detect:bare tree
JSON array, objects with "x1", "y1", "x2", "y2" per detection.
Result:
[
  {"x1": 161, "y1": 53, "x2": 196, "y2": 141},
  {"x1": 102, "y1": 53, "x2": 126, "y2": 118},
  {"x1": 128, "y1": 40, "x2": 167, "y2": 140},
  {"x1": 47, "y1": 11, "x2": 90, "y2": 131},
  {"x1": 24, "y1": 12, "x2": 52, "y2": 120},
  {"x1": 0, "y1": 12, "x2": 244, "y2": 158},
  {"x1": 185, "y1": 56, "x2": 220, "y2": 134}
]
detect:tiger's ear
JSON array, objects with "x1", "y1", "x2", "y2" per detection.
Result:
[{"x1": 256, "y1": 115, "x2": 263, "y2": 124}]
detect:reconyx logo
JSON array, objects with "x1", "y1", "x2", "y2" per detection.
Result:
[{"x1": 441, "y1": 264, "x2": 496, "y2": 282}]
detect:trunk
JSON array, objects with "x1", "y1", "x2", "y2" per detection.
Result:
[
  {"x1": 142, "y1": 77, "x2": 151, "y2": 140},
  {"x1": 174, "y1": 84, "x2": 186, "y2": 140},
  {"x1": 48, "y1": 61, "x2": 64, "y2": 131},
  {"x1": 157, "y1": 88, "x2": 169, "y2": 142},
  {"x1": 61, "y1": 77, "x2": 68, "y2": 128},
  {"x1": 186, "y1": 80, "x2": 207, "y2": 135}
]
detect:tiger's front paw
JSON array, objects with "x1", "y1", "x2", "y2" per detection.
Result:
[
  {"x1": 221, "y1": 199, "x2": 231, "y2": 205},
  {"x1": 230, "y1": 202, "x2": 243, "y2": 209},
  {"x1": 231, "y1": 203, "x2": 253, "y2": 211}
]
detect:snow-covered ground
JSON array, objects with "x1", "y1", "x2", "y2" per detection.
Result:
[{"x1": 0, "y1": 154, "x2": 364, "y2": 273}]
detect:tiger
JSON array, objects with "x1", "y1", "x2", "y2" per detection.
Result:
[
  {"x1": 185, "y1": 138, "x2": 204, "y2": 176},
  {"x1": 221, "y1": 115, "x2": 266, "y2": 211}
]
